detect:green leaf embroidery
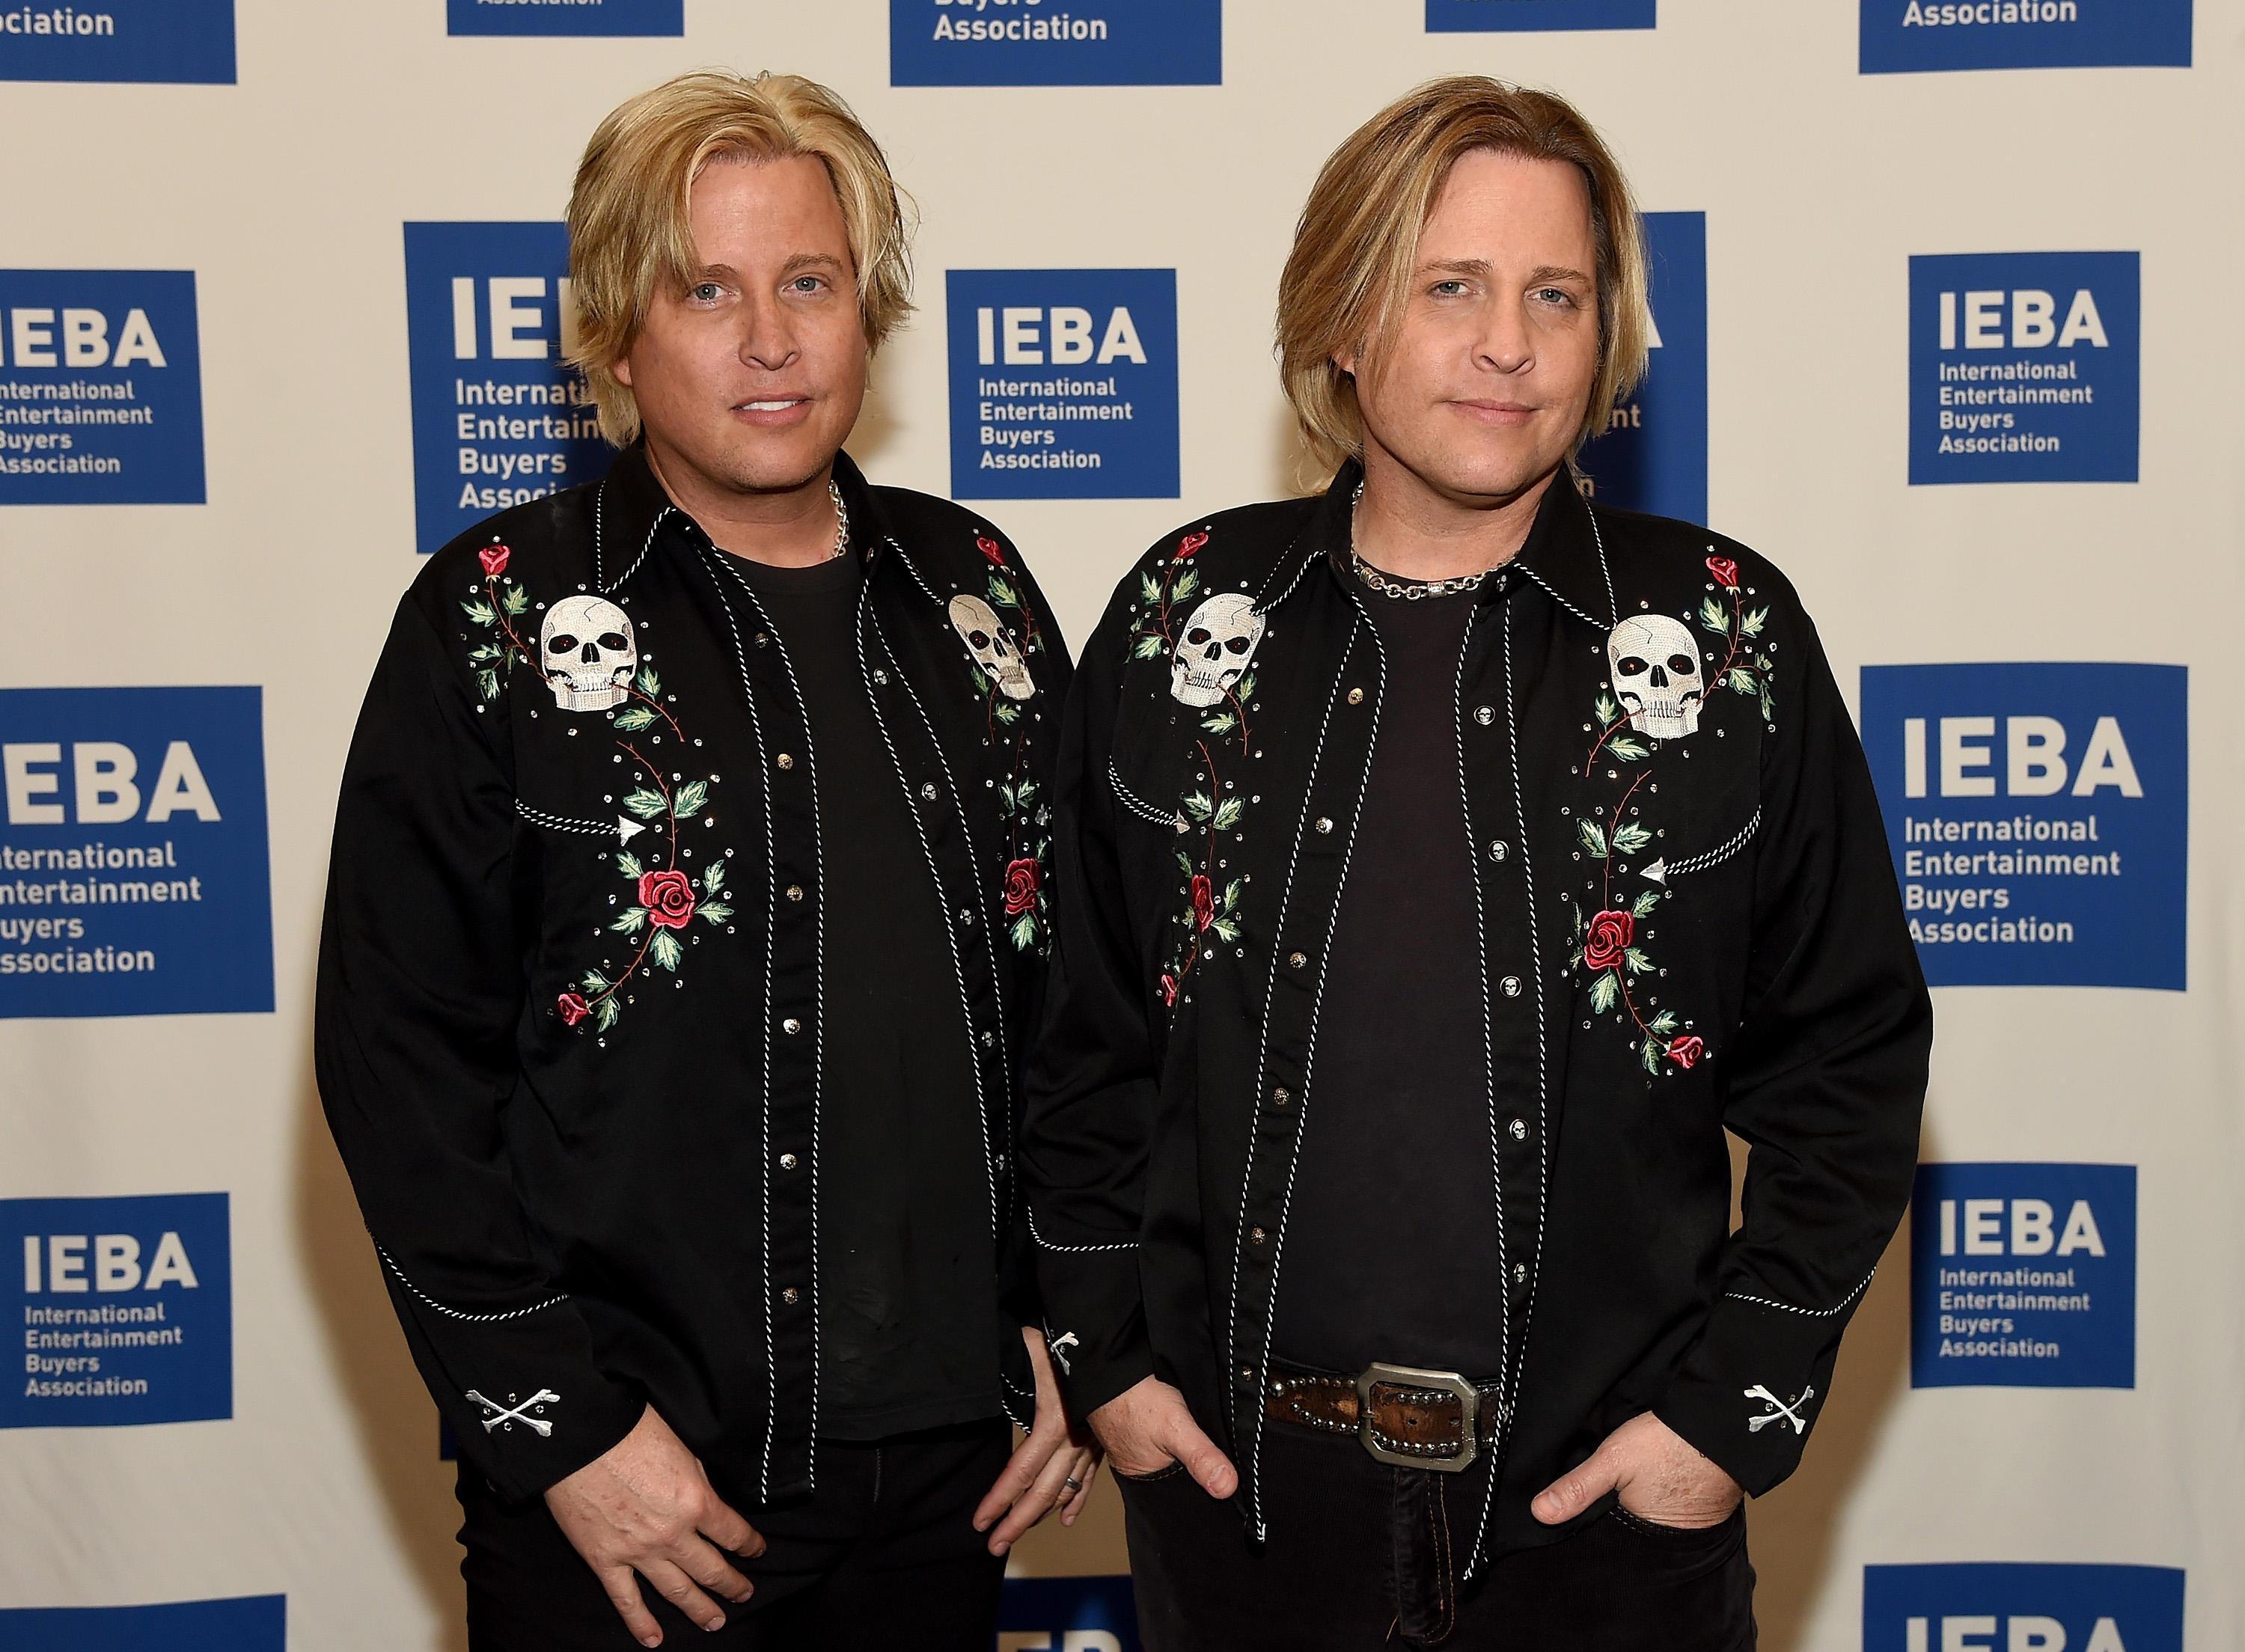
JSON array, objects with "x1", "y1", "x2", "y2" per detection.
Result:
[
  {"x1": 1171, "y1": 569, "x2": 1199, "y2": 602},
  {"x1": 1649, "y1": 1010, "x2": 1679, "y2": 1037},
  {"x1": 1728, "y1": 668, "x2": 1759, "y2": 697},
  {"x1": 612, "y1": 705, "x2": 658, "y2": 732},
  {"x1": 1631, "y1": 889, "x2": 1662, "y2": 918},
  {"x1": 672, "y1": 780, "x2": 709, "y2": 819},
  {"x1": 1589, "y1": 971, "x2": 1619, "y2": 1015},
  {"x1": 989, "y1": 576, "x2": 1020, "y2": 610},
  {"x1": 1183, "y1": 791, "x2": 1214, "y2": 824},
  {"x1": 580, "y1": 969, "x2": 611, "y2": 994},
  {"x1": 616, "y1": 851, "x2": 644, "y2": 879},
  {"x1": 611, "y1": 907, "x2": 648, "y2": 934},
  {"x1": 1235, "y1": 673, "x2": 1256, "y2": 702},
  {"x1": 1739, "y1": 607, "x2": 1768, "y2": 638},
  {"x1": 697, "y1": 902, "x2": 734, "y2": 926},
  {"x1": 995, "y1": 701, "x2": 1021, "y2": 726},
  {"x1": 1016, "y1": 777, "x2": 1039, "y2": 808},
  {"x1": 701, "y1": 860, "x2": 724, "y2": 894},
  {"x1": 1610, "y1": 822, "x2": 1652, "y2": 854},
  {"x1": 1642, "y1": 1038, "x2": 1663, "y2": 1076},
  {"x1": 1212, "y1": 797, "x2": 1244, "y2": 831},
  {"x1": 1139, "y1": 572, "x2": 1164, "y2": 605},
  {"x1": 1211, "y1": 917, "x2": 1242, "y2": 943},
  {"x1": 1578, "y1": 819, "x2": 1607, "y2": 858},
  {"x1": 475, "y1": 669, "x2": 500, "y2": 702},
  {"x1": 622, "y1": 787, "x2": 668, "y2": 820},
  {"x1": 650, "y1": 930, "x2": 682, "y2": 972},
  {"x1": 1624, "y1": 946, "x2": 1653, "y2": 975},
  {"x1": 1011, "y1": 913, "x2": 1039, "y2": 950},
  {"x1": 1200, "y1": 711, "x2": 1238, "y2": 736},
  {"x1": 637, "y1": 666, "x2": 661, "y2": 698},
  {"x1": 1594, "y1": 692, "x2": 1619, "y2": 724},
  {"x1": 1607, "y1": 736, "x2": 1649, "y2": 763},
  {"x1": 468, "y1": 643, "x2": 504, "y2": 665},
  {"x1": 501, "y1": 582, "x2": 529, "y2": 617},
  {"x1": 1223, "y1": 880, "x2": 1242, "y2": 913},
  {"x1": 594, "y1": 998, "x2": 620, "y2": 1032},
  {"x1": 462, "y1": 599, "x2": 498, "y2": 627},
  {"x1": 1699, "y1": 596, "x2": 1729, "y2": 633},
  {"x1": 1175, "y1": 851, "x2": 1194, "y2": 877},
  {"x1": 1133, "y1": 633, "x2": 1168, "y2": 660},
  {"x1": 969, "y1": 664, "x2": 991, "y2": 696}
]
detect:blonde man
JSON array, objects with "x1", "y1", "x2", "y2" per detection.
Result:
[
  {"x1": 1021, "y1": 78, "x2": 1928, "y2": 1648},
  {"x1": 319, "y1": 73, "x2": 1093, "y2": 1651}
]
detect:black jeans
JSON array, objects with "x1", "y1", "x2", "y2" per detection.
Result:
[
  {"x1": 456, "y1": 1419, "x2": 1010, "y2": 1651},
  {"x1": 1119, "y1": 1425, "x2": 1754, "y2": 1651}
]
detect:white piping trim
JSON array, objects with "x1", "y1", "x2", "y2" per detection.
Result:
[
  {"x1": 599, "y1": 490, "x2": 671, "y2": 596},
  {"x1": 1664, "y1": 807, "x2": 1762, "y2": 878},
  {"x1": 514, "y1": 800, "x2": 615, "y2": 837},
  {"x1": 1108, "y1": 758, "x2": 1182, "y2": 829},
  {"x1": 1028, "y1": 1211, "x2": 1138, "y2": 1254},
  {"x1": 378, "y1": 1246, "x2": 568, "y2": 1324},
  {"x1": 1726, "y1": 1269, "x2": 1875, "y2": 1318}
]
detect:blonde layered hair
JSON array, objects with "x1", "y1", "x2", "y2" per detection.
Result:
[
  {"x1": 566, "y1": 70, "x2": 915, "y2": 446},
  {"x1": 1276, "y1": 77, "x2": 1652, "y2": 480}
]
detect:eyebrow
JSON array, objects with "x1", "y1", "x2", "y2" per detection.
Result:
[
  {"x1": 692, "y1": 252, "x2": 849, "y2": 283},
  {"x1": 1419, "y1": 258, "x2": 1592, "y2": 286}
]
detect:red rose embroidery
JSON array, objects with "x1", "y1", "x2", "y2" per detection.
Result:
[
  {"x1": 1176, "y1": 530, "x2": 1209, "y2": 560},
  {"x1": 1004, "y1": 857, "x2": 1042, "y2": 916},
  {"x1": 1582, "y1": 908, "x2": 1633, "y2": 972},
  {"x1": 1668, "y1": 1035, "x2": 1704, "y2": 1070},
  {"x1": 639, "y1": 869, "x2": 697, "y2": 930},
  {"x1": 1705, "y1": 554, "x2": 1738, "y2": 588},
  {"x1": 557, "y1": 991, "x2": 590, "y2": 1027},
  {"x1": 480, "y1": 543, "x2": 511, "y2": 577},
  {"x1": 977, "y1": 534, "x2": 1007, "y2": 566},
  {"x1": 1191, "y1": 874, "x2": 1215, "y2": 931},
  {"x1": 1161, "y1": 973, "x2": 1179, "y2": 1007}
]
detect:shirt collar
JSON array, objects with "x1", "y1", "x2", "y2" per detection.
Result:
[{"x1": 1259, "y1": 456, "x2": 1617, "y2": 631}]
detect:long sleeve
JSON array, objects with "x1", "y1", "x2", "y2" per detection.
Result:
[
  {"x1": 1018, "y1": 589, "x2": 1159, "y2": 1418},
  {"x1": 1654, "y1": 610, "x2": 1932, "y2": 1493},
  {"x1": 314, "y1": 587, "x2": 643, "y2": 1501}
]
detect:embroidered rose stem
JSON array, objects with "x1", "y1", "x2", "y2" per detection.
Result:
[
  {"x1": 1179, "y1": 741, "x2": 1222, "y2": 983},
  {"x1": 483, "y1": 573, "x2": 553, "y2": 688},
  {"x1": 581, "y1": 756, "x2": 674, "y2": 1014},
  {"x1": 1583, "y1": 705, "x2": 1635, "y2": 779},
  {"x1": 1601, "y1": 771, "x2": 1649, "y2": 912},
  {"x1": 1707, "y1": 583, "x2": 1747, "y2": 690},
  {"x1": 620, "y1": 743, "x2": 677, "y2": 866}
]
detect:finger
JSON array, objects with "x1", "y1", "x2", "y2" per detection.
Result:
[
  {"x1": 674, "y1": 1533, "x2": 755, "y2": 1606},
  {"x1": 1532, "y1": 1447, "x2": 1622, "y2": 1525},
  {"x1": 974, "y1": 1433, "x2": 1051, "y2": 1532},
  {"x1": 596, "y1": 1564, "x2": 665, "y2": 1649},
  {"x1": 697, "y1": 1495, "x2": 766, "y2": 1561},
  {"x1": 638, "y1": 1558, "x2": 727, "y2": 1634},
  {"x1": 1167, "y1": 1418, "x2": 1238, "y2": 1500},
  {"x1": 1059, "y1": 1448, "x2": 1099, "y2": 1525},
  {"x1": 988, "y1": 1440, "x2": 1082, "y2": 1552}
]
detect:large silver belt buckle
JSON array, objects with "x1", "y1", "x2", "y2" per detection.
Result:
[{"x1": 1354, "y1": 1362, "x2": 1479, "y2": 1473}]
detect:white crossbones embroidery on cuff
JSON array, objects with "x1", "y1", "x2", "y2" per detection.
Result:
[
  {"x1": 1742, "y1": 1383, "x2": 1814, "y2": 1434},
  {"x1": 466, "y1": 1388, "x2": 561, "y2": 1437}
]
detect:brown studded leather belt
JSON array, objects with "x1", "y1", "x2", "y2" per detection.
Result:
[{"x1": 1265, "y1": 1361, "x2": 1506, "y2": 1473}]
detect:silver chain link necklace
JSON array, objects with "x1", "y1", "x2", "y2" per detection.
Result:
[
  {"x1": 828, "y1": 479, "x2": 850, "y2": 560},
  {"x1": 1347, "y1": 481, "x2": 1502, "y2": 600}
]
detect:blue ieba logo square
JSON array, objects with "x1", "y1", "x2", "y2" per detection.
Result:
[
  {"x1": 1910, "y1": 1163, "x2": 2134, "y2": 1388},
  {"x1": 1909, "y1": 252, "x2": 2138, "y2": 485},
  {"x1": 1577, "y1": 211, "x2": 1705, "y2": 524},
  {"x1": 405, "y1": 224, "x2": 611, "y2": 557},
  {"x1": 947, "y1": 269, "x2": 1179, "y2": 501},
  {"x1": 1860, "y1": 663, "x2": 2185, "y2": 988},
  {"x1": 3, "y1": 1192, "x2": 231, "y2": 1428},
  {"x1": 0, "y1": 270, "x2": 204, "y2": 505},
  {"x1": 1862, "y1": 0, "x2": 2190, "y2": 73},
  {"x1": 1864, "y1": 1564, "x2": 2184, "y2": 1652},
  {"x1": 0, "y1": 1594, "x2": 283, "y2": 1650},
  {"x1": 1, "y1": 685, "x2": 273, "y2": 1018},
  {"x1": 892, "y1": 0, "x2": 1220, "y2": 86},
  {"x1": 1427, "y1": 0, "x2": 1655, "y2": 31},
  {"x1": 999, "y1": 1576, "x2": 1137, "y2": 1651},
  {"x1": 0, "y1": 1, "x2": 234, "y2": 84},
  {"x1": 448, "y1": 0, "x2": 681, "y2": 34}
]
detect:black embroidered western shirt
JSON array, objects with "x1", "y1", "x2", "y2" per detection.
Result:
[
  {"x1": 316, "y1": 445, "x2": 1069, "y2": 1508},
  {"x1": 1020, "y1": 462, "x2": 1930, "y2": 1563}
]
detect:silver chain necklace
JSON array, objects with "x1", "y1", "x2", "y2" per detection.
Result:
[
  {"x1": 828, "y1": 479, "x2": 850, "y2": 560},
  {"x1": 1348, "y1": 482, "x2": 1502, "y2": 600}
]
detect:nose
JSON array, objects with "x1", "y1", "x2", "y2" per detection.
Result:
[
  {"x1": 1649, "y1": 664, "x2": 1669, "y2": 688},
  {"x1": 580, "y1": 641, "x2": 601, "y2": 664}
]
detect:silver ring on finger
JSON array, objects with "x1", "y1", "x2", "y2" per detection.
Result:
[{"x1": 1063, "y1": 1475, "x2": 1084, "y2": 1493}]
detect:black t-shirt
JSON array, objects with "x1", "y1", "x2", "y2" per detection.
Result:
[
  {"x1": 734, "y1": 550, "x2": 1000, "y2": 1440},
  {"x1": 1270, "y1": 584, "x2": 1510, "y2": 1377}
]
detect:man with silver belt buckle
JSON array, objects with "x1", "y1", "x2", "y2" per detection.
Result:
[{"x1": 1020, "y1": 76, "x2": 1929, "y2": 1649}]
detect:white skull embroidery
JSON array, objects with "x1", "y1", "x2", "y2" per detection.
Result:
[
  {"x1": 1170, "y1": 593, "x2": 1265, "y2": 708},
  {"x1": 1607, "y1": 614, "x2": 1704, "y2": 739},
  {"x1": 949, "y1": 596, "x2": 1034, "y2": 701},
  {"x1": 540, "y1": 595, "x2": 638, "y2": 712}
]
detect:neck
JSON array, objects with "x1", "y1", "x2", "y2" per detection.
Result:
[
  {"x1": 1351, "y1": 440, "x2": 1563, "y2": 582},
  {"x1": 643, "y1": 435, "x2": 841, "y2": 569}
]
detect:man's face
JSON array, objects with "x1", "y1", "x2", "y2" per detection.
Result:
[
  {"x1": 614, "y1": 153, "x2": 868, "y2": 495},
  {"x1": 1343, "y1": 149, "x2": 1602, "y2": 504}
]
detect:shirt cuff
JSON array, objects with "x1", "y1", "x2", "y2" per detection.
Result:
[
  {"x1": 1653, "y1": 1291, "x2": 1858, "y2": 1497},
  {"x1": 1031, "y1": 1246, "x2": 1154, "y2": 1420}
]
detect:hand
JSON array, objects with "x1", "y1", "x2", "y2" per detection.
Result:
[
  {"x1": 543, "y1": 1404, "x2": 765, "y2": 1648},
  {"x1": 1087, "y1": 1374, "x2": 1238, "y2": 1499},
  {"x1": 1530, "y1": 1411, "x2": 1742, "y2": 1531},
  {"x1": 974, "y1": 1327, "x2": 1106, "y2": 1555}
]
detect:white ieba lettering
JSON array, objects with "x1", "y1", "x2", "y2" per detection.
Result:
[
  {"x1": 1905, "y1": 1618, "x2": 2128, "y2": 1652},
  {"x1": 1900, "y1": 716, "x2": 2141, "y2": 799},
  {"x1": 1937, "y1": 1198, "x2": 2106, "y2": 1258},
  {"x1": 22, "y1": 1230, "x2": 198, "y2": 1291},
  {"x1": 975, "y1": 305, "x2": 1149, "y2": 367},
  {"x1": 1, "y1": 741, "x2": 221, "y2": 825},
  {"x1": 1, "y1": 306, "x2": 165, "y2": 370},
  {"x1": 1937, "y1": 287, "x2": 2106, "y2": 352}
]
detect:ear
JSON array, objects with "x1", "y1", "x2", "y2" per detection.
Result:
[
  {"x1": 1331, "y1": 342, "x2": 1360, "y2": 379},
  {"x1": 610, "y1": 355, "x2": 634, "y2": 390}
]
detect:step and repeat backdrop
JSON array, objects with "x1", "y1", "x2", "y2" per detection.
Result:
[{"x1": 0, "y1": 1, "x2": 2237, "y2": 1649}]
